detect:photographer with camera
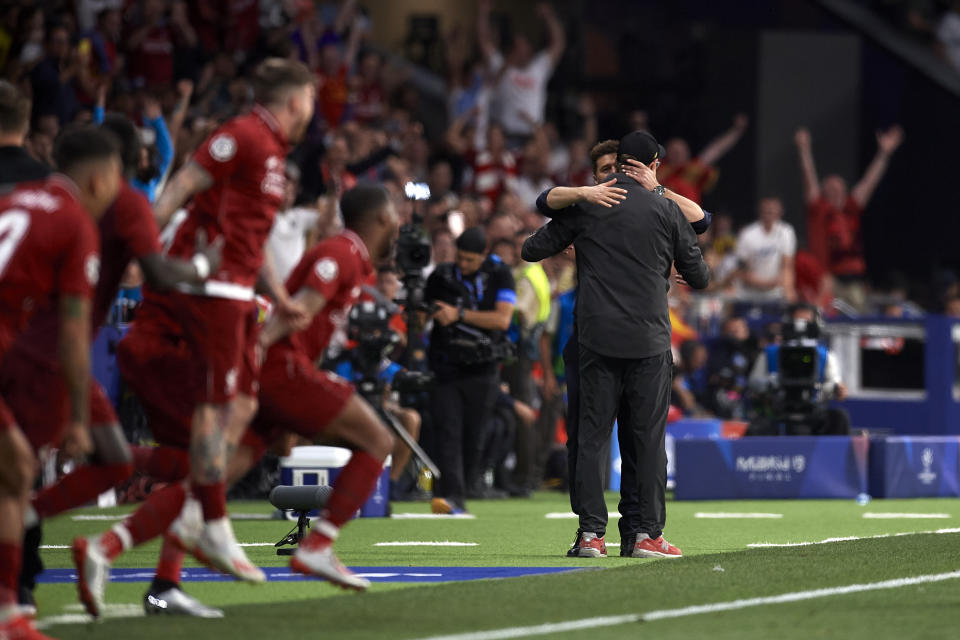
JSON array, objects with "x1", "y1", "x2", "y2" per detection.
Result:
[
  {"x1": 426, "y1": 227, "x2": 516, "y2": 514},
  {"x1": 748, "y1": 303, "x2": 850, "y2": 436}
]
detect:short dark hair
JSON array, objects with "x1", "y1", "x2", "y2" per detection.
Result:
[
  {"x1": 340, "y1": 183, "x2": 388, "y2": 231},
  {"x1": 589, "y1": 139, "x2": 618, "y2": 174},
  {"x1": 490, "y1": 237, "x2": 514, "y2": 255},
  {"x1": 53, "y1": 126, "x2": 120, "y2": 175},
  {"x1": 100, "y1": 113, "x2": 141, "y2": 175},
  {"x1": 252, "y1": 58, "x2": 315, "y2": 106},
  {"x1": 0, "y1": 81, "x2": 30, "y2": 135}
]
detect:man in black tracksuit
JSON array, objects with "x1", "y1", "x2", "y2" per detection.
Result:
[{"x1": 523, "y1": 131, "x2": 709, "y2": 558}]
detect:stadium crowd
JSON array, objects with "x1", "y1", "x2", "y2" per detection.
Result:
[{"x1": 0, "y1": 0, "x2": 955, "y2": 631}]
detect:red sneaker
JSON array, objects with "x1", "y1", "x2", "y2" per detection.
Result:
[
  {"x1": 577, "y1": 534, "x2": 607, "y2": 558},
  {"x1": 632, "y1": 535, "x2": 682, "y2": 558}
]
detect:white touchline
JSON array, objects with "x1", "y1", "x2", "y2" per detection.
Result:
[
  {"x1": 747, "y1": 527, "x2": 960, "y2": 548},
  {"x1": 374, "y1": 542, "x2": 478, "y2": 547},
  {"x1": 694, "y1": 513, "x2": 783, "y2": 519},
  {"x1": 70, "y1": 513, "x2": 270, "y2": 522},
  {"x1": 544, "y1": 512, "x2": 621, "y2": 519},
  {"x1": 862, "y1": 513, "x2": 950, "y2": 519},
  {"x1": 413, "y1": 570, "x2": 960, "y2": 640},
  {"x1": 391, "y1": 513, "x2": 477, "y2": 520}
]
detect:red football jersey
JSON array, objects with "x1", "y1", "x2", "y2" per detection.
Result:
[
  {"x1": 0, "y1": 176, "x2": 99, "y2": 355},
  {"x1": 12, "y1": 182, "x2": 161, "y2": 364},
  {"x1": 273, "y1": 230, "x2": 373, "y2": 364},
  {"x1": 167, "y1": 105, "x2": 288, "y2": 293}
]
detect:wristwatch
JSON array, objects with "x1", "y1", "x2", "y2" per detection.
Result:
[
  {"x1": 653, "y1": 185, "x2": 666, "y2": 197},
  {"x1": 458, "y1": 306, "x2": 465, "y2": 323}
]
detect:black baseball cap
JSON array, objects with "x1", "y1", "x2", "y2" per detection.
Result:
[{"x1": 618, "y1": 130, "x2": 666, "y2": 165}]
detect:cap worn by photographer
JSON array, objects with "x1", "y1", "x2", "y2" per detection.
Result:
[
  {"x1": 456, "y1": 227, "x2": 487, "y2": 254},
  {"x1": 618, "y1": 130, "x2": 666, "y2": 166}
]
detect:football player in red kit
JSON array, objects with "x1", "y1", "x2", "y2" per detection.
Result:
[
  {"x1": 251, "y1": 183, "x2": 398, "y2": 590},
  {"x1": 1, "y1": 114, "x2": 223, "y2": 615},
  {"x1": 76, "y1": 185, "x2": 398, "y2": 616},
  {"x1": 127, "y1": 58, "x2": 314, "y2": 582},
  {"x1": 0, "y1": 127, "x2": 121, "y2": 640}
]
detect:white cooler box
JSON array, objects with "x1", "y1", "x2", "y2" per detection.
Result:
[{"x1": 279, "y1": 446, "x2": 390, "y2": 518}]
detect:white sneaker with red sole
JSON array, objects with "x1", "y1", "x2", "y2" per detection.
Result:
[
  {"x1": 291, "y1": 544, "x2": 370, "y2": 591},
  {"x1": 70, "y1": 536, "x2": 111, "y2": 618}
]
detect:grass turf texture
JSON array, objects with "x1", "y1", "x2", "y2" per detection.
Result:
[{"x1": 36, "y1": 491, "x2": 960, "y2": 639}]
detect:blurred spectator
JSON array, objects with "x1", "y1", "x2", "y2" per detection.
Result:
[
  {"x1": 126, "y1": 0, "x2": 186, "y2": 90},
  {"x1": 267, "y1": 161, "x2": 324, "y2": 281},
  {"x1": 795, "y1": 125, "x2": 904, "y2": 310},
  {"x1": 448, "y1": 115, "x2": 517, "y2": 209},
  {"x1": 706, "y1": 316, "x2": 755, "y2": 419},
  {"x1": 30, "y1": 24, "x2": 81, "y2": 125},
  {"x1": 658, "y1": 114, "x2": 748, "y2": 204},
  {"x1": 672, "y1": 339, "x2": 710, "y2": 417},
  {"x1": 945, "y1": 294, "x2": 960, "y2": 317},
  {"x1": 936, "y1": 1, "x2": 960, "y2": 72},
  {"x1": 477, "y1": 0, "x2": 565, "y2": 146},
  {"x1": 734, "y1": 197, "x2": 797, "y2": 302},
  {"x1": 314, "y1": 13, "x2": 365, "y2": 130},
  {"x1": 512, "y1": 137, "x2": 555, "y2": 207}
]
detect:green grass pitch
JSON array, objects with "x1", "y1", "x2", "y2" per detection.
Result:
[{"x1": 34, "y1": 491, "x2": 960, "y2": 639}]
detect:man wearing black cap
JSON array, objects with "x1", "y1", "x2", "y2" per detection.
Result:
[
  {"x1": 425, "y1": 227, "x2": 517, "y2": 514},
  {"x1": 524, "y1": 137, "x2": 711, "y2": 557},
  {"x1": 527, "y1": 130, "x2": 709, "y2": 558}
]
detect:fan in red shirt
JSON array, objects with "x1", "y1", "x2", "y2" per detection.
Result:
[
  {"x1": 1, "y1": 115, "x2": 224, "y2": 600},
  {"x1": 468, "y1": 123, "x2": 518, "y2": 209},
  {"x1": 795, "y1": 125, "x2": 904, "y2": 310},
  {"x1": 658, "y1": 114, "x2": 748, "y2": 205},
  {"x1": 0, "y1": 127, "x2": 121, "y2": 640},
  {"x1": 72, "y1": 60, "x2": 317, "y2": 602},
  {"x1": 315, "y1": 21, "x2": 363, "y2": 130}
]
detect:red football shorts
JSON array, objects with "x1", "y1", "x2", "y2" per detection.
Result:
[
  {"x1": 143, "y1": 291, "x2": 255, "y2": 405},
  {"x1": 118, "y1": 300, "x2": 261, "y2": 450},
  {"x1": 251, "y1": 348, "x2": 354, "y2": 444},
  {"x1": 0, "y1": 349, "x2": 120, "y2": 450}
]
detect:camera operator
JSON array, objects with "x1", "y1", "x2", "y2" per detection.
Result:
[
  {"x1": 748, "y1": 303, "x2": 850, "y2": 435},
  {"x1": 426, "y1": 226, "x2": 516, "y2": 514}
]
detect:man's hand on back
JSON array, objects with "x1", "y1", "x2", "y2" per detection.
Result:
[{"x1": 578, "y1": 179, "x2": 627, "y2": 208}]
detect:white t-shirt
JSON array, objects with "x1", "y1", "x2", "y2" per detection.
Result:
[
  {"x1": 268, "y1": 207, "x2": 321, "y2": 282},
  {"x1": 937, "y1": 12, "x2": 960, "y2": 72},
  {"x1": 489, "y1": 50, "x2": 554, "y2": 136},
  {"x1": 736, "y1": 220, "x2": 796, "y2": 295},
  {"x1": 512, "y1": 176, "x2": 555, "y2": 211}
]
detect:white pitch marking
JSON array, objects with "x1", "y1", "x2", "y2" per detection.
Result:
[
  {"x1": 390, "y1": 513, "x2": 477, "y2": 520},
  {"x1": 36, "y1": 603, "x2": 144, "y2": 629},
  {"x1": 39, "y1": 545, "x2": 69, "y2": 549},
  {"x1": 544, "y1": 512, "x2": 620, "y2": 520},
  {"x1": 413, "y1": 570, "x2": 960, "y2": 640},
  {"x1": 374, "y1": 541, "x2": 478, "y2": 547},
  {"x1": 862, "y1": 512, "x2": 950, "y2": 519},
  {"x1": 748, "y1": 527, "x2": 960, "y2": 548},
  {"x1": 44, "y1": 542, "x2": 275, "y2": 550},
  {"x1": 695, "y1": 513, "x2": 783, "y2": 519},
  {"x1": 71, "y1": 513, "x2": 269, "y2": 521}
]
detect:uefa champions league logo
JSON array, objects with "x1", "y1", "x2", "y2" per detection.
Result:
[
  {"x1": 792, "y1": 455, "x2": 806, "y2": 473},
  {"x1": 918, "y1": 448, "x2": 937, "y2": 485}
]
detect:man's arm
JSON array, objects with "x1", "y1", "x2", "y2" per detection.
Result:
[
  {"x1": 541, "y1": 182, "x2": 626, "y2": 213},
  {"x1": 153, "y1": 161, "x2": 213, "y2": 227},
  {"x1": 698, "y1": 114, "x2": 748, "y2": 167},
  {"x1": 258, "y1": 287, "x2": 326, "y2": 350},
  {"x1": 850, "y1": 126, "x2": 904, "y2": 208},
  {"x1": 58, "y1": 296, "x2": 93, "y2": 459},
  {"x1": 521, "y1": 218, "x2": 579, "y2": 262},
  {"x1": 433, "y1": 300, "x2": 514, "y2": 332},
  {"x1": 476, "y1": 0, "x2": 497, "y2": 61},
  {"x1": 672, "y1": 203, "x2": 710, "y2": 290},
  {"x1": 622, "y1": 159, "x2": 705, "y2": 224},
  {"x1": 794, "y1": 128, "x2": 821, "y2": 205},
  {"x1": 143, "y1": 97, "x2": 174, "y2": 182},
  {"x1": 536, "y1": 2, "x2": 566, "y2": 67},
  {"x1": 138, "y1": 229, "x2": 223, "y2": 290}
]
